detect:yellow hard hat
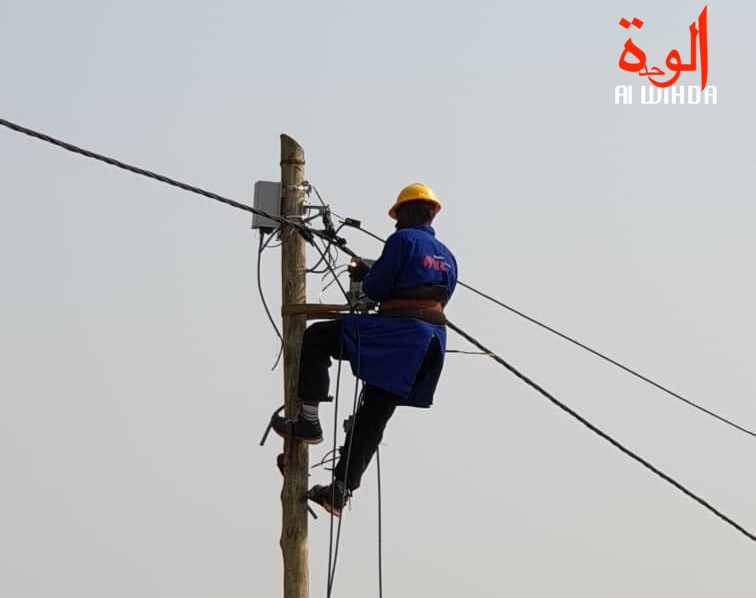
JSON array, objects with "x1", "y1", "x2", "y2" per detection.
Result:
[{"x1": 388, "y1": 183, "x2": 442, "y2": 219}]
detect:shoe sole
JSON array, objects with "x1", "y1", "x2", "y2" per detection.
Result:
[
  {"x1": 310, "y1": 498, "x2": 342, "y2": 518},
  {"x1": 272, "y1": 425, "x2": 323, "y2": 445},
  {"x1": 300, "y1": 437, "x2": 324, "y2": 445},
  {"x1": 307, "y1": 485, "x2": 347, "y2": 517}
]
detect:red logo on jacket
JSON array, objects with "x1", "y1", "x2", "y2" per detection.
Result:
[{"x1": 423, "y1": 255, "x2": 450, "y2": 272}]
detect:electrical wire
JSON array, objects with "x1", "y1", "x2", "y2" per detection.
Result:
[
  {"x1": 310, "y1": 183, "x2": 329, "y2": 209},
  {"x1": 376, "y1": 446, "x2": 384, "y2": 598},
  {"x1": 0, "y1": 118, "x2": 393, "y2": 590},
  {"x1": 306, "y1": 236, "x2": 354, "y2": 308},
  {"x1": 319, "y1": 265, "x2": 350, "y2": 301},
  {"x1": 6, "y1": 117, "x2": 751, "y2": 577},
  {"x1": 307, "y1": 237, "x2": 339, "y2": 275},
  {"x1": 301, "y1": 236, "x2": 365, "y2": 598},
  {"x1": 305, "y1": 237, "x2": 382, "y2": 598},
  {"x1": 11, "y1": 113, "x2": 731, "y2": 436},
  {"x1": 317, "y1": 216, "x2": 756, "y2": 544},
  {"x1": 0, "y1": 117, "x2": 314, "y2": 237},
  {"x1": 308, "y1": 230, "x2": 357, "y2": 594},
  {"x1": 445, "y1": 319, "x2": 756, "y2": 543},
  {"x1": 331, "y1": 213, "x2": 756, "y2": 439},
  {"x1": 327, "y1": 380, "x2": 363, "y2": 598},
  {"x1": 257, "y1": 230, "x2": 284, "y2": 370},
  {"x1": 310, "y1": 212, "x2": 752, "y2": 585},
  {"x1": 311, "y1": 448, "x2": 339, "y2": 471},
  {"x1": 326, "y1": 354, "x2": 346, "y2": 597},
  {"x1": 456, "y1": 281, "x2": 756, "y2": 438}
]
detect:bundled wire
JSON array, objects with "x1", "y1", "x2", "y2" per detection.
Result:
[
  {"x1": 0, "y1": 117, "x2": 315, "y2": 238},
  {"x1": 301, "y1": 232, "x2": 385, "y2": 597},
  {"x1": 299, "y1": 233, "x2": 373, "y2": 598},
  {"x1": 4, "y1": 116, "x2": 754, "y2": 594},
  {"x1": 257, "y1": 229, "x2": 284, "y2": 370},
  {"x1": 331, "y1": 211, "x2": 756, "y2": 439}
]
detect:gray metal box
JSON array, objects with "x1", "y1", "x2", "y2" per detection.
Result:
[{"x1": 252, "y1": 181, "x2": 281, "y2": 231}]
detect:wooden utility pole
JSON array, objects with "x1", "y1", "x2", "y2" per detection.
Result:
[{"x1": 279, "y1": 134, "x2": 309, "y2": 598}]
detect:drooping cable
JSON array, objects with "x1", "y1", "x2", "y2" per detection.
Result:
[
  {"x1": 309, "y1": 237, "x2": 390, "y2": 597},
  {"x1": 326, "y1": 354, "x2": 346, "y2": 597},
  {"x1": 307, "y1": 236, "x2": 388, "y2": 597},
  {"x1": 303, "y1": 239, "x2": 371, "y2": 597},
  {"x1": 257, "y1": 230, "x2": 284, "y2": 370},
  {"x1": 11, "y1": 115, "x2": 747, "y2": 566},
  {"x1": 456, "y1": 280, "x2": 756, "y2": 438},
  {"x1": 445, "y1": 319, "x2": 756, "y2": 543},
  {"x1": 307, "y1": 236, "x2": 339, "y2": 275},
  {"x1": 332, "y1": 213, "x2": 755, "y2": 439},
  {"x1": 327, "y1": 380, "x2": 363, "y2": 598},
  {"x1": 376, "y1": 446, "x2": 384, "y2": 598},
  {"x1": 0, "y1": 117, "x2": 315, "y2": 238}
]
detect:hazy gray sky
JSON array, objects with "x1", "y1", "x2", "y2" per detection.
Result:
[{"x1": 2, "y1": 1, "x2": 754, "y2": 596}]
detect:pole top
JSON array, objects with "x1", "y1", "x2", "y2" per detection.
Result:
[{"x1": 280, "y1": 134, "x2": 305, "y2": 165}]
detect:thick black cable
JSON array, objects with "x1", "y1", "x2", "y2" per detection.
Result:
[
  {"x1": 12, "y1": 116, "x2": 739, "y2": 438},
  {"x1": 304, "y1": 239, "x2": 368, "y2": 597},
  {"x1": 289, "y1": 236, "x2": 346, "y2": 597},
  {"x1": 334, "y1": 215, "x2": 755, "y2": 439},
  {"x1": 457, "y1": 281, "x2": 756, "y2": 438},
  {"x1": 446, "y1": 319, "x2": 756, "y2": 543},
  {"x1": 313, "y1": 234, "x2": 364, "y2": 593},
  {"x1": 327, "y1": 381, "x2": 363, "y2": 598},
  {"x1": 308, "y1": 238, "x2": 385, "y2": 597},
  {"x1": 17, "y1": 116, "x2": 744, "y2": 554},
  {"x1": 257, "y1": 231, "x2": 284, "y2": 370},
  {"x1": 309, "y1": 241, "x2": 386, "y2": 598},
  {"x1": 376, "y1": 446, "x2": 383, "y2": 598},
  {"x1": 307, "y1": 235, "x2": 340, "y2": 275},
  {"x1": 326, "y1": 355, "x2": 345, "y2": 597},
  {"x1": 314, "y1": 240, "x2": 386, "y2": 598},
  {"x1": 0, "y1": 117, "x2": 312, "y2": 236}
]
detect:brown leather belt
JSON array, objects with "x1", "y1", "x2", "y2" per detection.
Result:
[
  {"x1": 378, "y1": 300, "x2": 447, "y2": 325},
  {"x1": 378, "y1": 299, "x2": 442, "y2": 312}
]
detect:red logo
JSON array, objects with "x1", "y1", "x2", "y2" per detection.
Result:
[
  {"x1": 423, "y1": 255, "x2": 450, "y2": 272},
  {"x1": 619, "y1": 6, "x2": 708, "y2": 89}
]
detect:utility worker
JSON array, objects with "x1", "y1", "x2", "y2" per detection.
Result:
[{"x1": 272, "y1": 183, "x2": 457, "y2": 516}]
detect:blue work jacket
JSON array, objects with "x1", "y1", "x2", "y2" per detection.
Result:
[{"x1": 341, "y1": 225, "x2": 457, "y2": 407}]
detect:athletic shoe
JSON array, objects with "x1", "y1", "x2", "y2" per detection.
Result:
[
  {"x1": 270, "y1": 412, "x2": 323, "y2": 445},
  {"x1": 308, "y1": 481, "x2": 351, "y2": 517}
]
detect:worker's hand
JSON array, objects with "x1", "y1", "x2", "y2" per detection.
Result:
[{"x1": 348, "y1": 257, "x2": 371, "y2": 282}]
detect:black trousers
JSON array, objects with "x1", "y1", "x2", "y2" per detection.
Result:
[{"x1": 298, "y1": 320, "x2": 439, "y2": 491}]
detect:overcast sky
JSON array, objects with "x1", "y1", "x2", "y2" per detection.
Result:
[{"x1": 1, "y1": 1, "x2": 755, "y2": 596}]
